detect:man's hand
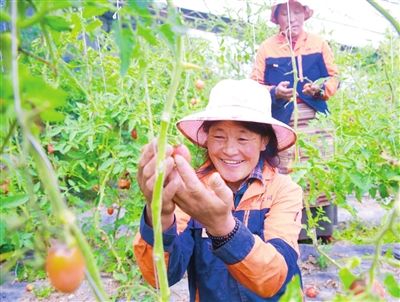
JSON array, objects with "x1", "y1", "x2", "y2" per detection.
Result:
[
  {"x1": 275, "y1": 81, "x2": 295, "y2": 101},
  {"x1": 302, "y1": 82, "x2": 323, "y2": 98}
]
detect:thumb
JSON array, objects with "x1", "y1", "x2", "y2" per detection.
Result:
[
  {"x1": 208, "y1": 173, "x2": 233, "y2": 202},
  {"x1": 281, "y1": 81, "x2": 290, "y2": 88}
]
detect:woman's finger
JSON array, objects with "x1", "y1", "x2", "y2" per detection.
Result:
[
  {"x1": 163, "y1": 169, "x2": 183, "y2": 202},
  {"x1": 174, "y1": 155, "x2": 203, "y2": 195}
]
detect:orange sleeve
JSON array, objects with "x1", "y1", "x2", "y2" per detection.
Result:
[
  {"x1": 250, "y1": 42, "x2": 267, "y2": 85},
  {"x1": 264, "y1": 174, "x2": 303, "y2": 254},
  {"x1": 321, "y1": 40, "x2": 339, "y2": 100}
]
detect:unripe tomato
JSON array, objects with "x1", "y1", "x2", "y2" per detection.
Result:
[
  {"x1": 130, "y1": 129, "x2": 138, "y2": 140},
  {"x1": 195, "y1": 79, "x2": 205, "y2": 90},
  {"x1": 45, "y1": 244, "x2": 85, "y2": 293},
  {"x1": 172, "y1": 144, "x2": 191, "y2": 163},
  {"x1": 47, "y1": 144, "x2": 55, "y2": 154},
  {"x1": 107, "y1": 207, "x2": 114, "y2": 215},
  {"x1": 118, "y1": 178, "x2": 131, "y2": 190}
]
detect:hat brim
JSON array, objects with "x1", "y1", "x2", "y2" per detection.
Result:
[
  {"x1": 270, "y1": 3, "x2": 314, "y2": 24},
  {"x1": 177, "y1": 106, "x2": 296, "y2": 152}
]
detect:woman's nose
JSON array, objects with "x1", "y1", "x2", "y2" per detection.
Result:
[{"x1": 222, "y1": 139, "x2": 238, "y2": 155}]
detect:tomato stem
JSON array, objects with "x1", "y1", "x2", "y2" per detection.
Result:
[{"x1": 150, "y1": 4, "x2": 184, "y2": 301}]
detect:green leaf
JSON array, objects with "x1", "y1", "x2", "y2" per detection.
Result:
[
  {"x1": 137, "y1": 23, "x2": 157, "y2": 45},
  {"x1": 127, "y1": 0, "x2": 152, "y2": 23},
  {"x1": 44, "y1": 16, "x2": 71, "y2": 32},
  {"x1": 40, "y1": 110, "x2": 65, "y2": 122},
  {"x1": 0, "y1": 194, "x2": 29, "y2": 210},
  {"x1": 0, "y1": 33, "x2": 12, "y2": 72},
  {"x1": 384, "y1": 274, "x2": 400, "y2": 298},
  {"x1": 114, "y1": 23, "x2": 135, "y2": 76},
  {"x1": 338, "y1": 267, "x2": 357, "y2": 289},
  {"x1": 19, "y1": 66, "x2": 68, "y2": 111},
  {"x1": 0, "y1": 73, "x2": 13, "y2": 104},
  {"x1": 279, "y1": 275, "x2": 302, "y2": 302},
  {"x1": 86, "y1": 19, "x2": 103, "y2": 33},
  {"x1": 82, "y1": 6, "x2": 109, "y2": 19},
  {"x1": 99, "y1": 158, "x2": 114, "y2": 171},
  {"x1": 159, "y1": 23, "x2": 176, "y2": 49}
]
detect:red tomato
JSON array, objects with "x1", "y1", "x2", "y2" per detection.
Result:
[
  {"x1": 195, "y1": 79, "x2": 205, "y2": 90},
  {"x1": 130, "y1": 129, "x2": 138, "y2": 140},
  {"x1": 190, "y1": 98, "x2": 199, "y2": 106},
  {"x1": 47, "y1": 144, "x2": 55, "y2": 154},
  {"x1": 118, "y1": 178, "x2": 131, "y2": 190},
  {"x1": 350, "y1": 279, "x2": 385, "y2": 299},
  {"x1": 0, "y1": 183, "x2": 9, "y2": 194},
  {"x1": 107, "y1": 207, "x2": 114, "y2": 215},
  {"x1": 304, "y1": 286, "x2": 318, "y2": 298},
  {"x1": 173, "y1": 144, "x2": 191, "y2": 162},
  {"x1": 45, "y1": 244, "x2": 85, "y2": 293},
  {"x1": 26, "y1": 284, "x2": 34, "y2": 292},
  {"x1": 349, "y1": 279, "x2": 366, "y2": 295}
]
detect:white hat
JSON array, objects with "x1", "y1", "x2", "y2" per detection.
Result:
[
  {"x1": 177, "y1": 79, "x2": 296, "y2": 152},
  {"x1": 270, "y1": 0, "x2": 314, "y2": 24}
]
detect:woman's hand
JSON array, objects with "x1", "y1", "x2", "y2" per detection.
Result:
[
  {"x1": 172, "y1": 155, "x2": 236, "y2": 237},
  {"x1": 137, "y1": 139, "x2": 181, "y2": 230},
  {"x1": 274, "y1": 81, "x2": 295, "y2": 101}
]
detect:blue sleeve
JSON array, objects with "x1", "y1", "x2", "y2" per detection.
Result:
[
  {"x1": 268, "y1": 238, "x2": 302, "y2": 290},
  {"x1": 139, "y1": 207, "x2": 195, "y2": 285}
]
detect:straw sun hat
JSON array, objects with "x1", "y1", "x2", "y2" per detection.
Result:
[
  {"x1": 177, "y1": 79, "x2": 296, "y2": 152},
  {"x1": 270, "y1": 0, "x2": 314, "y2": 24}
]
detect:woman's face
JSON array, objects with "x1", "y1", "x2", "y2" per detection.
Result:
[
  {"x1": 276, "y1": 2, "x2": 306, "y2": 40},
  {"x1": 206, "y1": 121, "x2": 268, "y2": 191}
]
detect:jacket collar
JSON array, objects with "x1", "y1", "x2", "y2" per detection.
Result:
[
  {"x1": 197, "y1": 161, "x2": 277, "y2": 203},
  {"x1": 277, "y1": 30, "x2": 308, "y2": 51}
]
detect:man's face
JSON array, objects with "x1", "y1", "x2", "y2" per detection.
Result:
[{"x1": 276, "y1": 2, "x2": 306, "y2": 40}]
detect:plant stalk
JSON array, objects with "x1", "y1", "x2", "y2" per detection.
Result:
[
  {"x1": 366, "y1": 0, "x2": 400, "y2": 36},
  {"x1": 10, "y1": 1, "x2": 107, "y2": 299},
  {"x1": 150, "y1": 27, "x2": 184, "y2": 302}
]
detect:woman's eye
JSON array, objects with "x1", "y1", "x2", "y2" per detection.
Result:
[
  {"x1": 213, "y1": 135, "x2": 225, "y2": 140},
  {"x1": 238, "y1": 138, "x2": 249, "y2": 142}
]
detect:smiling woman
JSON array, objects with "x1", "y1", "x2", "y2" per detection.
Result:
[{"x1": 134, "y1": 79, "x2": 304, "y2": 301}]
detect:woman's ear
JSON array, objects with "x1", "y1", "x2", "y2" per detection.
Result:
[{"x1": 260, "y1": 136, "x2": 269, "y2": 151}]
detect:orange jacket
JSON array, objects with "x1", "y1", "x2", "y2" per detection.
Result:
[{"x1": 134, "y1": 164, "x2": 303, "y2": 301}]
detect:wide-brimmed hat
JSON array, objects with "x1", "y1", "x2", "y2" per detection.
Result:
[
  {"x1": 176, "y1": 79, "x2": 296, "y2": 152},
  {"x1": 270, "y1": 0, "x2": 314, "y2": 24}
]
